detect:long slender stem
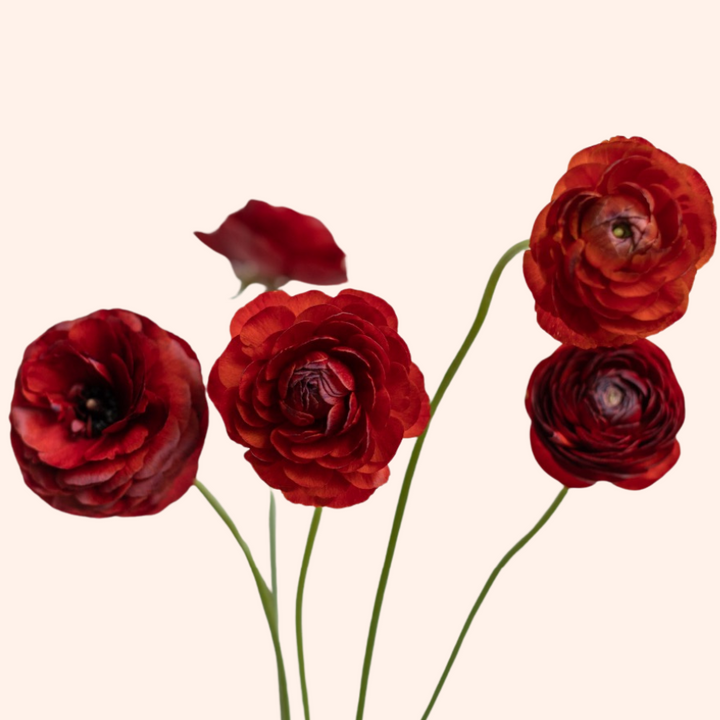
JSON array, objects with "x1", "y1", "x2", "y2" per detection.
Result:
[
  {"x1": 420, "y1": 486, "x2": 569, "y2": 719},
  {"x1": 429, "y1": 239, "x2": 530, "y2": 415},
  {"x1": 194, "y1": 480, "x2": 291, "y2": 720},
  {"x1": 296, "y1": 507, "x2": 323, "y2": 720},
  {"x1": 270, "y1": 492, "x2": 279, "y2": 620},
  {"x1": 355, "y1": 240, "x2": 530, "y2": 720}
]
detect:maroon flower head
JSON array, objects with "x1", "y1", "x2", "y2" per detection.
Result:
[
  {"x1": 10, "y1": 309, "x2": 208, "y2": 517},
  {"x1": 195, "y1": 200, "x2": 347, "y2": 292},
  {"x1": 526, "y1": 339, "x2": 684, "y2": 490},
  {"x1": 208, "y1": 289, "x2": 430, "y2": 508}
]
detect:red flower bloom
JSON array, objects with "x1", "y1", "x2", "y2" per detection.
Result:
[
  {"x1": 10, "y1": 310, "x2": 208, "y2": 517},
  {"x1": 208, "y1": 289, "x2": 430, "y2": 508},
  {"x1": 195, "y1": 200, "x2": 347, "y2": 291},
  {"x1": 524, "y1": 137, "x2": 715, "y2": 348},
  {"x1": 525, "y1": 339, "x2": 684, "y2": 490}
]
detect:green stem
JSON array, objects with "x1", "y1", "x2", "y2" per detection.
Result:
[
  {"x1": 355, "y1": 240, "x2": 530, "y2": 720},
  {"x1": 194, "y1": 480, "x2": 291, "y2": 720},
  {"x1": 296, "y1": 507, "x2": 323, "y2": 720},
  {"x1": 420, "y1": 486, "x2": 569, "y2": 719},
  {"x1": 270, "y1": 492, "x2": 279, "y2": 620}
]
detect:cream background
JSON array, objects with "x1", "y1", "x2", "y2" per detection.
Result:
[{"x1": 2, "y1": 2, "x2": 719, "y2": 718}]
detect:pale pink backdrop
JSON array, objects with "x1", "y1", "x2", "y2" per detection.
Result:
[{"x1": 2, "y1": 2, "x2": 718, "y2": 718}]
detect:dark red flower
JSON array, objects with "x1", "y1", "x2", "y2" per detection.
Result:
[
  {"x1": 208, "y1": 289, "x2": 430, "y2": 508},
  {"x1": 524, "y1": 137, "x2": 715, "y2": 348},
  {"x1": 10, "y1": 309, "x2": 208, "y2": 517},
  {"x1": 195, "y1": 200, "x2": 347, "y2": 291},
  {"x1": 525, "y1": 339, "x2": 684, "y2": 490}
]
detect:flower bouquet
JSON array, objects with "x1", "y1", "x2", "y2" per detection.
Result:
[{"x1": 8, "y1": 137, "x2": 716, "y2": 718}]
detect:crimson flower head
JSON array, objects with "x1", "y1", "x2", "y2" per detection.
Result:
[
  {"x1": 524, "y1": 136, "x2": 715, "y2": 348},
  {"x1": 525, "y1": 339, "x2": 684, "y2": 490},
  {"x1": 195, "y1": 200, "x2": 348, "y2": 292},
  {"x1": 10, "y1": 309, "x2": 208, "y2": 517},
  {"x1": 208, "y1": 289, "x2": 430, "y2": 508}
]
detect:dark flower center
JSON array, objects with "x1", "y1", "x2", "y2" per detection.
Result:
[
  {"x1": 289, "y1": 363, "x2": 346, "y2": 418},
  {"x1": 608, "y1": 217, "x2": 648, "y2": 254},
  {"x1": 71, "y1": 384, "x2": 120, "y2": 436},
  {"x1": 611, "y1": 221, "x2": 633, "y2": 240},
  {"x1": 590, "y1": 373, "x2": 643, "y2": 424},
  {"x1": 581, "y1": 196, "x2": 658, "y2": 258},
  {"x1": 599, "y1": 382, "x2": 624, "y2": 409},
  {"x1": 291, "y1": 372, "x2": 326, "y2": 416}
]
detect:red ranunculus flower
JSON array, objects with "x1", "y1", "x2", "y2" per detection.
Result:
[
  {"x1": 208, "y1": 289, "x2": 430, "y2": 508},
  {"x1": 524, "y1": 137, "x2": 715, "y2": 348},
  {"x1": 195, "y1": 199, "x2": 347, "y2": 291},
  {"x1": 525, "y1": 339, "x2": 684, "y2": 490},
  {"x1": 10, "y1": 309, "x2": 208, "y2": 517}
]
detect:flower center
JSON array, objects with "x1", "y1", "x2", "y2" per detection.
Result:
[
  {"x1": 591, "y1": 374, "x2": 643, "y2": 424},
  {"x1": 71, "y1": 384, "x2": 120, "y2": 436},
  {"x1": 581, "y1": 195, "x2": 658, "y2": 258},
  {"x1": 601, "y1": 383, "x2": 624, "y2": 408},
  {"x1": 612, "y1": 222, "x2": 633, "y2": 240},
  {"x1": 289, "y1": 364, "x2": 346, "y2": 418},
  {"x1": 279, "y1": 354, "x2": 355, "y2": 431},
  {"x1": 292, "y1": 372, "x2": 325, "y2": 415}
]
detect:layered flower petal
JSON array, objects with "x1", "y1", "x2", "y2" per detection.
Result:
[
  {"x1": 208, "y1": 289, "x2": 430, "y2": 508},
  {"x1": 525, "y1": 339, "x2": 684, "y2": 490},
  {"x1": 524, "y1": 137, "x2": 715, "y2": 347},
  {"x1": 10, "y1": 310, "x2": 208, "y2": 517}
]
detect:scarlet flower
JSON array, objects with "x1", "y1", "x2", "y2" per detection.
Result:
[
  {"x1": 524, "y1": 137, "x2": 715, "y2": 348},
  {"x1": 10, "y1": 309, "x2": 208, "y2": 517},
  {"x1": 525, "y1": 339, "x2": 684, "y2": 490},
  {"x1": 208, "y1": 289, "x2": 430, "y2": 508},
  {"x1": 195, "y1": 200, "x2": 347, "y2": 291}
]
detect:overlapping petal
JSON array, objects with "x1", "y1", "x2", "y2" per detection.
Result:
[
  {"x1": 10, "y1": 310, "x2": 208, "y2": 517},
  {"x1": 524, "y1": 137, "x2": 715, "y2": 347},
  {"x1": 208, "y1": 289, "x2": 430, "y2": 508},
  {"x1": 525, "y1": 339, "x2": 684, "y2": 490}
]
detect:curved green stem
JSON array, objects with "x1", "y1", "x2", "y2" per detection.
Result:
[
  {"x1": 270, "y1": 492, "x2": 279, "y2": 620},
  {"x1": 296, "y1": 507, "x2": 323, "y2": 720},
  {"x1": 194, "y1": 480, "x2": 291, "y2": 720},
  {"x1": 355, "y1": 240, "x2": 530, "y2": 720},
  {"x1": 420, "y1": 486, "x2": 569, "y2": 719},
  {"x1": 429, "y1": 239, "x2": 530, "y2": 414}
]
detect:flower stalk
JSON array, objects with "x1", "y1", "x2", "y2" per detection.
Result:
[
  {"x1": 296, "y1": 507, "x2": 323, "y2": 720},
  {"x1": 194, "y1": 480, "x2": 291, "y2": 720},
  {"x1": 420, "y1": 485, "x2": 569, "y2": 719},
  {"x1": 355, "y1": 239, "x2": 530, "y2": 720}
]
